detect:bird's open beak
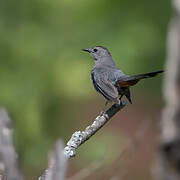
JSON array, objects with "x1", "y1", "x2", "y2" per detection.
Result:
[{"x1": 82, "y1": 48, "x2": 91, "y2": 53}]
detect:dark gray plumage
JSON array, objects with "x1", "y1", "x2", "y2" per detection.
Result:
[{"x1": 83, "y1": 46, "x2": 163, "y2": 105}]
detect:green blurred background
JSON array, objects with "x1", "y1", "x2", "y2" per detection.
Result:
[{"x1": 0, "y1": 0, "x2": 171, "y2": 179}]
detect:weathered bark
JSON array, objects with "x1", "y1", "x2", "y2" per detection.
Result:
[
  {"x1": 64, "y1": 101, "x2": 127, "y2": 159},
  {"x1": 38, "y1": 140, "x2": 67, "y2": 180},
  {"x1": 0, "y1": 108, "x2": 23, "y2": 180},
  {"x1": 155, "y1": 0, "x2": 180, "y2": 179}
]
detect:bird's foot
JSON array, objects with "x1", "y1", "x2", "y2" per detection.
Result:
[
  {"x1": 99, "y1": 111, "x2": 105, "y2": 116},
  {"x1": 120, "y1": 100, "x2": 128, "y2": 106}
]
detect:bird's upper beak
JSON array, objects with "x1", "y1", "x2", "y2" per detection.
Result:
[{"x1": 82, "y1": 48, "x2": 91, "y2": 53}]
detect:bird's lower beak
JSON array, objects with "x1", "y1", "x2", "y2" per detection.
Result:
[{"x1": 82, "y1": 48, "x2": 91, "y2": 53}]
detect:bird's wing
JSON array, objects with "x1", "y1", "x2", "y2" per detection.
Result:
[{"x1": 92, "y1": 71, "x2": 119, "y2": 103}]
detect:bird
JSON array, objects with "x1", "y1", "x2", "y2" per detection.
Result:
[{"x1": 82, "y1": 46, "x2": 163, "y2": 110}]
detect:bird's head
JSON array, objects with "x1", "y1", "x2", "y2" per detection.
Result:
[{"x1": 82, "y1": 46, "x2": 111, "y2": 61}]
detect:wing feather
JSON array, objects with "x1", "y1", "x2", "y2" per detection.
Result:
[{"x1": 92, "y1": 71, "x2": 119, "y2": 103}]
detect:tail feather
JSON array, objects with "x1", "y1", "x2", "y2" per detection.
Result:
[
  {"x1": 118, "y1": 70, "x2": 163, "y2": 87},
  {"x1": 133, "y1": 70, "x2": 164, "y2": 80}
]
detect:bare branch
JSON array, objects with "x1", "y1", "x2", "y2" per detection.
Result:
[
  {"x1": 0, "y1": 108, "x2": 23, "y2": 180},
  {"x1": 64, "y1": 101, "x2": 127, "y2": 159},
  {"x1": 38, "y1": 140, "x2": 68, "y2": 180},
  {"x1": 39, "y1": 101, "x2": 127, "y2": 179}
]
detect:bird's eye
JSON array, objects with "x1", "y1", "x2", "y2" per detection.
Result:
[{"x1": 93, "y1": 48, "x2": 98, "y2": 52}]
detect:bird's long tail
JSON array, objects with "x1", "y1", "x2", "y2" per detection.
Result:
[{"x1": 118, "y1": 70, "x2": 163, "y2": 87}]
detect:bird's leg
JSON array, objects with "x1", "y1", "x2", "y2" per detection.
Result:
[
  {"x1": 100, "y1": 101, "x2": 109, "y2": 116},
  {"x1": 119, "y1": 94, "x2": 123, "y2": 104}
]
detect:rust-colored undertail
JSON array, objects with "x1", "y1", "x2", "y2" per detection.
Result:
[{"x1": 118, "y1": 70, "x2": 163, "y2": 87}]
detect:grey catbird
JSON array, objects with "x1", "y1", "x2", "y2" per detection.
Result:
[{"x1": 82, "y1": 46, "x2": 163, "y2": 106}]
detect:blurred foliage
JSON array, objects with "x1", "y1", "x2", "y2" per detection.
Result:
[
  {"x1": 0, "y1": 0, "x2": 170, "y2": 178},
  {"x1": 77, "y1": 131, "x2": 125, "y2": 167}
]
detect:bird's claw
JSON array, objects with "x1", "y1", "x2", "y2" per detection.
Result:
[{"x1": 100, "y1": 111, "x2": 105, "y2": 116}]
